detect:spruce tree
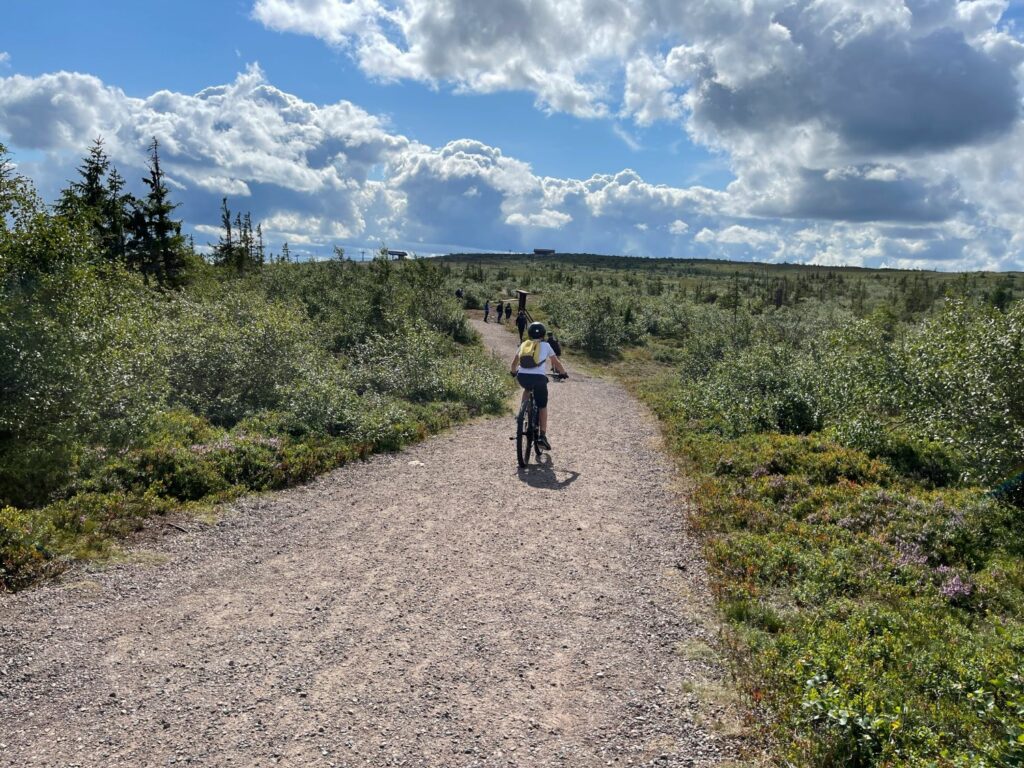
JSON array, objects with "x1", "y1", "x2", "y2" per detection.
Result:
[
  {"x1": 212, "y1": 197, "x2": 235, "y2": 268},
  {"x1": 211, "y1": 198, "x2": 264, "y2": 273},
  {"x1": 55, "y1": 138, "x2": 136, "y2": 263},
  {"x1": 242, "y1": 212, "x2": 254, "y2": 266},
  {"x1": 57, "y1": 138, "x2": 110, "y2": 221},
  {"x1": 132, "y1": 138, "x2": 186, "y2": 286},
  {"x1": 103, "y1": 167, "x2": 131, "y2": 263}
]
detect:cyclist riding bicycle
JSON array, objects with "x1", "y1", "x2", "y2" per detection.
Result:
[{"x1": 509, "y1": 321, "x2": 568, "y2": 450}]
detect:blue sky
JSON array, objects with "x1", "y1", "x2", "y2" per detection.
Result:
[
  {"x1": 2, "y1": 0, "x2": 1024, "y2": 268},
  {"x1": 3, "y1": 0, "x2": 729, "y2": 187}
]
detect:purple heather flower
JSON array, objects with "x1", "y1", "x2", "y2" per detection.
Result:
[
  {"x1": 939, "y1": 570, "x2": 973, "y2": 601},
  {"x1": 895, "y1": 542, "x2": 928, "y2": 567}
]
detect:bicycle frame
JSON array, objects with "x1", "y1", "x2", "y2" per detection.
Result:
[
  {"x1": 515, "y1": 372, "x2": 564, "y2": 467},
  {"x1": 516, "y1": 389, "x2": 539, "y2": 467}
]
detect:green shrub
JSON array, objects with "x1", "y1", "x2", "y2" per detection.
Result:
[
  {"x1": 276, "y1": 359, "x2": 363, "y2": 437},
  {"x1": 677, "y1": 431, "x2": 1024, "y2": 766},
  {"x1": 0, "y1": 505, "x2": 64, "y2": 591},
  {"x1": 141, "y1": 409, "x2": 221, "y2": 446},
  {"x1": 45, "y1": 491, "x2": 173, "y2": 550},
  {"x1": 1, "y1": 490, "x2": 174, "y2": 591},
  {"x1": 0, "y1": 264, "x2": 169, "y2": 506},
  {"x1": 831, "y1": 426, "x2": 961, "y2": 488},
  {"x1": 543, "y1": 291, "x2": 645, "y2": 357},
  {"x1": 346, "y1": 321, "x2": 508, "y2": 412},
  {"x1": 898, "y1": 300, "x2": 1024, "y2": 485},
  {"x1": 437, "y1": 346, "x2": 511, "y2": 415},
  {"x1": 682, "y1": 344, "x2": 821, "y2": 435},
  {"x1": 349, "y1": 324, "x2": 448, "y2": 402},
  {"x1": 164, "y1": 289, "x2": 317, "y2": 426},
  {"x1": 101, "y1": 441, "x2": 231, "y2": 501}
]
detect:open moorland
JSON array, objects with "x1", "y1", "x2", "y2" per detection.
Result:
[
  {"x1": 2, "y1": 141, "x2": 1022, "y2": 767},
  {"x1": 441, "y1": 251, "x2": 1024, "y2": 766}
]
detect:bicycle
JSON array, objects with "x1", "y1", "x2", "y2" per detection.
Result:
[{"x1": 514, "y1": 372, "x2": 567, "y2": 467}]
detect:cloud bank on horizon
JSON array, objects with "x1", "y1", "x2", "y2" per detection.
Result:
[{"x1": 2, "y1": 0, "x2": 1024, "y2": 269}]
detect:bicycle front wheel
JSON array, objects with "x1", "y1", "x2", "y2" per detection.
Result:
[{"x1": 516, "y1": 399, "x2": 533, "y2": 467}]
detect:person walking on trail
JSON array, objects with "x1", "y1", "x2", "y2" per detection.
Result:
[
  {"x1": 547, "y1": 332, "x2": 562, "y2": 357},
  {"x1": 483, "y1": 300, "x2": 490, "y2": 323},
  {"x1": 504, "y1": 303, "x2": 512, "y2": 323},
  {"x1": 516, "y1": 310, "x2": 528, "y2": 341},
  {"x1": 496, "y1": 300, "x2": 504, "y2": 323},
  {"x1": 509, "y1": 321, "x2": 568, "y2": 451}
]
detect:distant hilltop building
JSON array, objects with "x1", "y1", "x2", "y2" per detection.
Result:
[
  {"x1": 533, "y1": 248, "x2": 556, "y2": 256},
  {"x1": 387, "y1": 250, "x2": 409, "y2": 259}
]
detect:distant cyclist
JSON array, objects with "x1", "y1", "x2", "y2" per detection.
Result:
[{"x1": 509, "y1": 322, "x2": 568, "y2": 450}]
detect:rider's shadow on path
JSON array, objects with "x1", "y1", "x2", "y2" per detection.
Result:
[{"x1": 516, "y1": 454, "x2": 580, "y2": 490}]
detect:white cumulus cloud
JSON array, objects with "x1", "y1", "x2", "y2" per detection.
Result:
[
  {"x1": 506, "y1": 210, "x2": 572, "y2": 229},
  {"x1": 1, "y1": 62, "x2": 1023, "y2": 268},
  {"x1": 245, "y1": 0, "x2": 1024, "y2": 270}
]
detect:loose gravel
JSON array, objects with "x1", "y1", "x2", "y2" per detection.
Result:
[{"x1": 0, "y1": 319, "x2": 746, "y2": 767}]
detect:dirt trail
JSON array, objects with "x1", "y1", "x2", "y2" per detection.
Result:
[{"x1": 0, "y1": 319, "x2": 742, "y2": 767}]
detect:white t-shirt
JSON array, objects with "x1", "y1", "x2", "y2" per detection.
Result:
[{"x1": 517, "y1": 341, "x2": 556, "y2": 375}]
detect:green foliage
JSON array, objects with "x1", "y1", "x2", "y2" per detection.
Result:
[
  {"x1": 1, "y1": 160, "x2": 509, "y2": 589},
  {"x1": 130, "y1": 138, "x2": 189, "y2": 286},
  {"x1": 1, "y1": 143, "x2": 42, "y2": 234},
  {"x1": 0, "y1": 263, "x2": 168, "y2": 506},
  {"x1": 682, "y1": 343, "x2": 821, "y2": 436},
  {"x1": 897, "y1": 300, "x2": 1024, "y2": 485},
  {"x1": 210, "y1": 197, "x2": 264, "y2": 273},
  {"x1": 641, "y1": 298, "x2": 1024, "y2": 488},
  {"x1": 543, "y1": 290, "x2": 646, "y2": 357},
  {"x1": 440, "y1": 251, "x2": 1024, "y2": 767},
  {"x1": 163, "y1": 289, "x2": 316, "y2": 425},
  {"x1": 0, "y1": 505, "x2": 64, "y2": 590},
  {"x1": 679, "y1": 434, "x2": 1024, "y2": 766}
]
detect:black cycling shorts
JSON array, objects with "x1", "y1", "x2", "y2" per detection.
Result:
[{"x1": 516, "y1": 373, "x2": 548, "y2": 409}]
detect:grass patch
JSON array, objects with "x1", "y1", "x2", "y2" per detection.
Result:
[
  {"x1": 2, "y1": 359, "x2": 512, "y2": 592},
  {"x1": 621, "y1": 364, "x2": 1024, "y2": 767}
]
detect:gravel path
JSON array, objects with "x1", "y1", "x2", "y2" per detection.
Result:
[{"x1": 0, "y1": 319, "x2": 744, "y2": 767}]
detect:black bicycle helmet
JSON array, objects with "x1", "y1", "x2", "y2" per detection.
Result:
[{"x1": 527, "y1": 321, "x2": 546, "y2": 340}]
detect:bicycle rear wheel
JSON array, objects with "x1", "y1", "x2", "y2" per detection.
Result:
[
  {"x1": 530, "y1": 402, "x2": 544, "y2": 459},
  {"x1": 516, "y1": 399, "x2": 533, "y2": 467}
]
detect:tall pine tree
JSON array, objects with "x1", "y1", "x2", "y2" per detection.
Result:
[
  {"x1": 211, "y1": 197, "x2": 264, "y2": 273},
  {"x1": 103, "y1": 167, "x2": 131, "y2": 263},
  {"x1": 54, "y1": 138, "x2": 140, "y2": 265},
  {"x1": 131, "y1": 138, "x2": 186, "y2": 286},
  {"x1": 212, "y1": 197, "x2": 235, "y2": 268},
  {"x1": 57, "y1": 138, "x2": 110, "y2": 220}
]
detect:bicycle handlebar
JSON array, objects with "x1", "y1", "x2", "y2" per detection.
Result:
[{"x1": 510, "y1": 371, "x2": 569, "y2": 379}]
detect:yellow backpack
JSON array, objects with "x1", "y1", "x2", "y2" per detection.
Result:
[{"x1": 519, "y1": 339, "x2": 544, "y2": 368}]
